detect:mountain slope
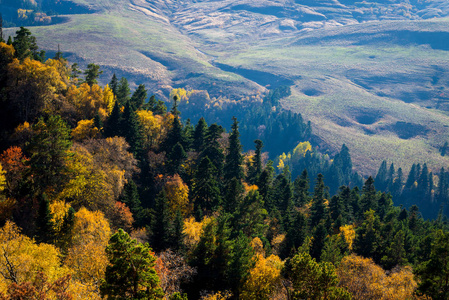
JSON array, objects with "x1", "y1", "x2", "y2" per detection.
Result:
[{"x1": 3, "y1": 0, "x2": 449, "y2": 174}]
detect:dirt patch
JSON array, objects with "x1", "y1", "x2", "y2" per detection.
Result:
[
  {"x1": 385, "y1": 121, "x2": 430, "y2": 139},
  {"x1": 353, "y1": 110, "x2": 383, "y2": 125}
]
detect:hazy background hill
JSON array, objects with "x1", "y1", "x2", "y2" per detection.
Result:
[{"x1": 3, "y1": 0, "x2": 449, "y2": 175}]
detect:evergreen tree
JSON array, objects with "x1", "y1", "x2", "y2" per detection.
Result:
[
  {"x1": 166, "y1": 142, "x2": 187, "y2": 175},
  {"x1": 272, "y1": 173, "x2": 293, "y2": 214},
  {"x1": 201, "y1": 124, "x2": 225, "y2": 176},
  {"x1": 6, "y1": 36, "x2": 12, "y2": 45},
  {"x1": 223, "y1": 177, "x2": 243, "y2": 214},
  {"x1": 104, "y1": 101, "x2": 122, "y2": 138},
  {"x1": 121, "y1": 101, "x2": 143, "y2": 158},
  {"x1": 234, "y1": 189, "x2": 266, "y2": 237},
  {"x1": 109, "y1": 73, "x2": 118, "y2": 96},
  {"x1": 227, "y1": 233, "x2": 254, "y2": 297},
  {"x1": 310, "y1": 174, "x2": 327, "y2": 228},
  {"x1": 310, "y1": 222, "x2": 327, "y2": 261},
  {"x1": 35, "y1": 193, "x2": 55, "y2": 244},
  {"x1": 293, "y1": 169, "x2": 310, "y2": 207},
  {"x1": 130, "y1": 84, "x2": 147, "y2": 109},
  {"x1": 182, "y1": 118, "x2": 193, "y2": 152},
  {"x1": 224, "y1": 117, "x2": 243, "y2": 183},
  {"x1": 119, "y1": 180, "x2": 142, "y2": 217},
  {"x1": 12, "y1": 27, "x2": 39, "y2": 61},
  {"x1": 192, "y1": 117, "x2": 208, "y2": 152},
  {"x1": 152, "y1": 190, "x2": 172, "y2": 252},
  {"x1": 27, "y1": 115, "x2": 72, "y2": 195},
  {"x1": 70, "y1": 63, "x2": 82, "y2": 82},
  {"x1": 84, "y1": 63, "x2": 103, "y2": 86},
  {"x1": 162, "y1": 115, "x2": 184, "y2": 153},
  {"x1": 247, "y1": 139, "x2": 263, "y2": 185},
  {"x1": 147, "y1": 95, "x2": 157, "y2": 111},
  {"x1": 360, "y1": 176, "x2": 377, "y2": 214},
  {"x1": 375, "y1": 160, "x2": 388, "y2": 192},
  {"x1": 192, "y1": 157, "x2": 222, "y2": 213},
  {"x1": 57, "y1": 206, "x2": 75, "y2": 252},
  {"x1": 100, "y1": 229, "x2": 164, "y2": 300},
  {"x1": 171, "y1": 209, "x2": 186, "y2": 253},
  {"x1": 282, "y1": 211, "x2": 307, "y2": 258},
  {"x1": 117, "y1": 77, "x2": 131, "y2": 106}
]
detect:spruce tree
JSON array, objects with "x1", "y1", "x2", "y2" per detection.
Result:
[
  {"x1": 166, "y1": 142, "x2": 187, "y2": 175},
  {"x1": 116, "y1": 77, "x2": 131, "y2": 106},
  {"x1": 130, "y1": 84, "x2": 147, "y2": 109},
  {"x1": 121, "y1": 101, "x2": 143, "y2": 158},
  {"x1": 109, "y1": 73, "x2": 118, "y2": 96},
  {"x1": 104, "y1": 100, "x2": 122, "y2": 138},
  {"x1": 171, "y1": 209, "x2": 186, "y2": 253},
  {"x1": 193, "y1": 117, "x2": 208, "y2": 152},
  {"x1": 224, "y1": 117, "x2": 243, "y2": 183},
  {"x1": 375, "y1": 160, "x2": 388, "y2": 192},
  {"x1": 294, "y1": 169, "x2": 310, "y2": 207},
  {"x1": 6, "y1": 36, "x2": 12, "y2": 45},
  {"x1": 192, "y1": 157, "x2": 222, "y2": 213},
  {"x1": 360, "y1": 176, "x2": 377, "y2": 214},
  {"x1": 152, "y1": 190, "x2": 172, "y2": 252},
  {"x1": 310, "y1": 174, "x2": 327, "y2": 228},
  {"x1": 247, "y1": 139, "x2": 263, "y2": 185},
  {"x1": 12, "y1": 27, "x2": 38, "y2": 61},
  {"x1": 201, "y1": 123, "x2": 225, "y2": 176}
]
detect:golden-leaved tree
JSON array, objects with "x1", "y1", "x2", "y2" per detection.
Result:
[
  {"x1": 64, "y1": 207, "x2": 111, "y2": 299},
  {"x1": 65, "y1": 83, "x2": 114, "y2": 120}
]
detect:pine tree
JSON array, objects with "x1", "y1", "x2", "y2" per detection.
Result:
[
  {"x1": 101, "y1": 229, "x2": 164, "y2": 300},
  {"x1": 6, "y1": 36, "x2": 12, "y2": 45},
  {"x1": 201, "y1": 123, "x2": 225, "y2": 176},
  {"x1": 223, "y1": 177, "x2": 243, "y2": 214},
  {"x1": 224, "y1": 117, "x2": 243, "y2": 183},
  {"x1": 171, "y1": 209, "x2": 186, "y2": 253},
  {"x1": 162, "y1": 115, "x2": 184, "y2": 153},
  {"x1": 84, "y1": 63, "x2": 103, "y2": 86},
  {"x1": 12, "y1": 27, "x2": 39, "y2": 61},
  {"x1": 130, "y1": 84, "x2": 147, "y2": 109},
  {"x1": 247, "y1": 139, "x2": 263, "y2": 185},
  {"x1": 310, "y1": 222, "x2": 327, "y2": 261}
]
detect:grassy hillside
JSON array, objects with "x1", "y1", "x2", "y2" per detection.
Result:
[{"x1": 4, "y1": 0, "x2": 449, "y2": 175}]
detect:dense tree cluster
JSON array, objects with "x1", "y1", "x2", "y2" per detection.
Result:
[{"x1": 0, "y1": 28, "x2": 448, "y2": 300}]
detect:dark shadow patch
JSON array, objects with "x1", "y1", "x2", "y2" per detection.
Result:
[
  {"x1": 213, "y1": 62, "x2": 296, "y2": 88},
  {"x1": 302, "y1": 88, "x2": 322, "y2": 96},
  {"x1": 386, "y1": 121, "x2": 429, "y2": 139},
  {"x1": 139, "y1": 51, "x2": 177, "y2": 71},
  {"x1": 353, "y1": 109, "x2": 383, "y2": 125}
]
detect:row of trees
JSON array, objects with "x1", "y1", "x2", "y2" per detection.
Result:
[{"x1": 1, "y1": 27, "x2": 449, "y2": 300}]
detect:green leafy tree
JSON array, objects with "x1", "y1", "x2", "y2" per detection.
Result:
[{"x1": 100, "y1": 229, "x2": 164, "y2": 300}]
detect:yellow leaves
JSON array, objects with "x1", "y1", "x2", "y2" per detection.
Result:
[
  {"x1": 339, "y1": 224, "x2": 356, "y2": 250},
  {"x1": 170, "y1": 88, "x2": 188, "y2": 102},
  {"x1": 164, "y1": 174, "x2": 191, "y2": 217},
  {"x1": 71, "y1": 119, "x2": 99, "y2": 141},
  {"x1": 137, "y1": 109, "x2": 163, "y2": 148},
  {"x1": 66, "y1": 83, "x2": 115, "y2": 120},
  {"x1": 201, "y1": 291, "x2": 232, "y2": 300},
  {"x1": 338, "y1": 254, "x2": 418, "y2": 300},
  {"x1": 241, "y1": 254, "x2": 284, "y2": 300},
  {"x1": 292, "y1": 141, "x2": 312, "y2": 161},
  {"x1": 65, "y1": 208, "x2": 111, "y2": 298},
  {"x1": 0, "y1": 221, "x2": 69, "y2": 294},
  {"x1": 0, "y1": 43, "x2": 15, "y2": 62},
  {"x1": 50, "y1": 200, "x2": 70, "y2": 233},
  {"x1": 0, "y1": 163, "x2": 6, "y2": 193},
  {"x1": 250, "y1": 237, "x2": 264, "y2": 256},
  {"x1": 183, "y1": 216, "x2": 213, "y2": 248}
]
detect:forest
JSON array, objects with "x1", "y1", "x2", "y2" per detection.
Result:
[{"x1": 0, "y1": 27, "x2": 449, "y2": 300}]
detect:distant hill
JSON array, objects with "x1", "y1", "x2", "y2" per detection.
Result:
[{"x1": 3, "y1": 0, "x2": 449, "y2": 174}]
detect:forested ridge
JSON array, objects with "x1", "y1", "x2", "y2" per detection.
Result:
[{"x1": 1, "y1": 28, "x2": 449, "y2": 300}]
